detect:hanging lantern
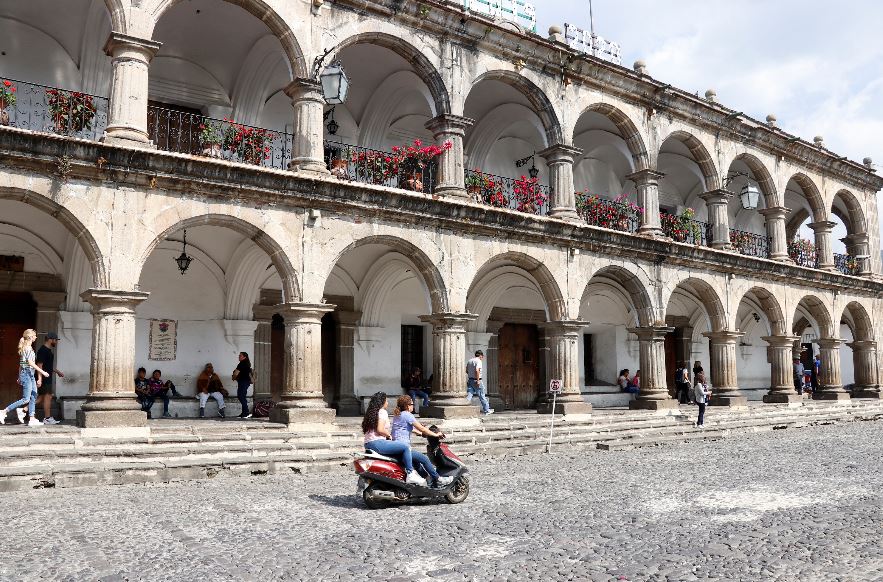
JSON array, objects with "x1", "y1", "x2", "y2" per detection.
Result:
[
  {"x1": 740, "y1": 183, "x2": 761, "y2": 210},
  {"x1": 319, "y1": 61, "x2": 349, "y2": 105},
  {"x1": 326, "y1": 107, "x2": 339, "y2": 135},
  {"x1": 175, "y1": 229, "x2": 193, "y2": 275},
  {"x1": 528, "y1": 158, "x2": 539, "y2": 179}
]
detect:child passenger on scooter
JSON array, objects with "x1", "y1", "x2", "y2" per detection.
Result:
[
  {"x1": 362, "y1": 392, "x2": 427, "y2": 486},
  {"x1": 391, "y1": 395, "x2": 455, "y2": 488}
]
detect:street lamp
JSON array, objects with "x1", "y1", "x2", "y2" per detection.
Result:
[
  {"x1": 515, "y1": 152, "x2": 539, "y2": 179},
  {"x1": 318, "y1": 61, "x2": 349, "y2": 104},
  {"x1": 324, "y1": 106, "x2": 339, "y2": 135},
  {"x1": 724, "y1": 172, "x2": 761, "y2": 210},
  {"x1": 174, "y1": 229, "x2": 193, "y2": 275}
]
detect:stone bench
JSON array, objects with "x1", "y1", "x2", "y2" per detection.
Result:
[{"x1": 61, "y1": 397, "x2": 248, "y2": 420}]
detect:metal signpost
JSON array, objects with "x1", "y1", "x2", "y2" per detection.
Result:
[{"x1": 548, "y1": 379, "x2": 562, "y2": 452}]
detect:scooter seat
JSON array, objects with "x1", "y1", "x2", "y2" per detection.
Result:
[{"x1": 360, "y1": 450, "x2": 399, "y2": 464}]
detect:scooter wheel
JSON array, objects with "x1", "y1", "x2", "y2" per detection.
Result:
[
  {"x1": 363, "y1": 485, "x2": 389, "y2": 510},
  {"x1": 445, "y1": 475, "x2": 470, "y2": 504}
]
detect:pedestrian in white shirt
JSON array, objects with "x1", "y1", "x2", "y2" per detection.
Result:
[
  {"x1": 465, "y1": 350, "x2": 493, "y2": 415},
  {"x1": 694, "y1": 372, "x2": 711, "y2": 428}
]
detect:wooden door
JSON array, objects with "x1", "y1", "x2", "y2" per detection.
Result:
[
  {"x1": 498, "y1": 324, "x2": 539, "y2": 409},
  {"x1": 0, "y1": 292, "x2": 36, "y2": 405},
  {"x1": 664, "y1": 332, "x2": 677, "y2": 397},
  {"x1": 321, "y1": 313, "x2": 338, "y2": 406}
]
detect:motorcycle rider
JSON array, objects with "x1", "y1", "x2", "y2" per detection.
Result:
[
  {"x1": 391, "y1": 395, "x2": 454, "y2": 487},
  {"x1": 362, "y1": 391, "x2": 427, "y2": 486}
]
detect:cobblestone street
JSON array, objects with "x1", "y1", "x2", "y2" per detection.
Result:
[{"x1": 1, "y1": 420, "x2": 881, "y2": 582}]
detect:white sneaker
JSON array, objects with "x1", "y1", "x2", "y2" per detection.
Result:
[
  {"x1": 0, "y1": 412, "x2": 5, "y2": 425},
  {"x1": 16, "y1": 408, "x2": 26, "y2": 424},
  {"x1": 405, "y1": 471, "x2": 428, "y2": 486},
  {"x1": 27, "y1": 418, "x2": 42, "y2": 427},
  {"x1": 43, "y1": 417, "x2": 60, "y2": 425},
  {"x1": 436, "y1": 475, "x2": 454, "y2": 487},
  {"x1": 484, "y1": 409, "x2": 495, "y2": 415}
]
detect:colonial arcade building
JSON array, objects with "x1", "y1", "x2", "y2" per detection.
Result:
[{"x1": 0, "y1": 0, "x2": 881, "y2": 429}]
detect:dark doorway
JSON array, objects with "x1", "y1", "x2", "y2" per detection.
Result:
[
  {"x1": 321, "y1": 313, "x2": 338, "y2": 406},
  {"x1": 498, "y1": 324, "x2": 540, "y2": 409},
  {"x1": 800, "y1": 342, "x2": 814, "y2": 369},
  {"x1": 270, "y1": 314, "x2": 284, "y2": 402},
  {"x1": 664, "y1": 332, "x2": 677, "y2": 396},
  {"x1": 0, "y1": 292, "x2": 36, "y2": 405},
  {"x1": 583, "y1": 333, "x2": 594, "y2": 385},
  {"x1": 400, "y1": 325, "x2": 424, "y2": 388}
]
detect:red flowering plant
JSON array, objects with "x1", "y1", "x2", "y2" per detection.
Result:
[
  {"x1": 788, "y1": 237, "x2": 817, "y2": 267},
  {"x1": 576, "y1": 192, "x2": 642, "y2": 232},
  {"x1": 0, "y1": 80, "x2": 17, "y2": 108},
  {"x1": 465, "y1": 170, "x2": 508, "y2": 207},
  {"x1": 661, "y1": 208, "x2": 702, "y2": 243},
  {"x1": 46, "y1": 89, "x2": 97, "y2": 134},
  {"x1": 350, "y1": 148, "x2": 399, "y2": 185},
  {"x1": 223, "y1": 119, "x2": 276, "y2": 165},
  {"x1": 511, "y1": 175, "x2": 547, "y2": 214},
  {"x1": 198, "y1": 119, "x2": 224, "y2": 146}
]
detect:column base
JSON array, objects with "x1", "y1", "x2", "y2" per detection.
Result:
[
  {"x1": 101, "y1": 128, "x2": 154, "y2": 148},
  {"x1": 334, "y1": 398, "x2": 363, "y2": 416},
  {"x1": 421, "y1": 403, "x2": 480, "y2": 419},
  {"x1": 763, "y1": 393, "x2": 803, "y2": 404},
  {"x1": 629, "y1": 398, "x2": 679, "y2": 411},
  {"x1": 76, "y1": 409, "x2": 147, "y2": 429},
  {"x1": 536, "y1": 399, "x2": 592, "y2": 415},
  {"x1": 549, "y1": 207, "x2": 580, "y2": 222},
  {"x1": 288, "y1": 159, "x2": 330, "y2": 175},
  {"x1": 852, "y1": 387, "x2": 882, "y2": 399},
  {"x1": 434, "y1": 185, "x2": 469, "y2": 198},
  {"x1": 812, "y1": 390, "x2": 851, "y2": 401},
  {"x1": 711, "y1": 242, "x2": 733, "y2": 251},
  {"x1": 769, "y1": 253, "x2": 791, "y2": 262},
  {"x1": 709, "y1": 395, "x2": 749, "y2": 407},
  {"x1": 270, "y1": 405, "x2": 336, "y2": 425},
  {"x1": 637, "y1": 225, "x2": 664, "y2": 238}
]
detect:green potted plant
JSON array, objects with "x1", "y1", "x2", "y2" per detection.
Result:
[
  {"x1": 46, "y1": 88, "x2": 96, "y2": 134},
  {"x1": 198, "y1": 120, "x2": 224, "y2": 158}
]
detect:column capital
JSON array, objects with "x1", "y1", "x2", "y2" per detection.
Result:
[
  {"x1": 80, "y1": 289, "x2": 149, "y2": 312},
  {"x1": 816, "y1": 337, "x2": 845, "y2": 349},
  {"x1": 846, "y1": 339, "x2": 877, "y2": 352},
  {"x1": 103, "y1": 32, "x2": 162, "y2": 61},
  {"x1": 628, "y1": 325, "x2": 674, "y2": 341},
  {"x1": 546, "y1": 320, "x2": 589, "y2": 335},
  {"x1": 702, "y1": 330, "x2": 745, "y2": 344},
  {"x1": 419, "y1": 312, "x2": 478, "y2": 329},
  {"x1": 284, "y1": 78, "x2": 325, "y2": 103},
  {"x1": 700, "y1": 188, "x2": 734, "y2": 204},
  {"x1": 625, "y1": 168, "x2": 665, "y2": 185},
  {"x1": 424, "y1": 114, "x2": 474, "y2": 136},
  {"x1": 276, "y1": 302, "x2": 336, "y2": 324},
  {"x1": 538, "y1": 144, "x2": 583, "y2": 164},
  {"x1": 334, "y1": 310, "x2": 362, "y2": 327},
  {"x1": 30, "y1": 291, "x2": 67, "y2": 310},
  {"x1": 757, "y1": 206, "x2": 790, "y2": 219},
  {"x1": 761, "y1": 335, "x2": 801, "y2": 348},
  {"x1": 841, "y1": 232, "x2": 870, "y2": 245},
  {"x1": 808, "y1": 220, "x2": 838, "y2": 233}
]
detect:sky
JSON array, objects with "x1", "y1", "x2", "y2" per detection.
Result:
[{"x1": 535, "y1": 0, "x2": 883, "y2": 242}]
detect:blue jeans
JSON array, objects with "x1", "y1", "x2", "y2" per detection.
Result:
[
  {"x1": 411, "y1": 449, "x2": 439, "y2": 480},
  {"x1": 409, "y1": 389, "x2": 430, "y2": 407},
  {"x1": 697, "y1": 403, "x2": 706, "y2": 426},
  {"x1": 237, "y1": 381, "x2": 250, "y2": 415},
  {"x1": 6, "y1": 369, "x2": 37, "y2": 417},
  {"x1": 364, "y1": 439, "x2": 414, "y2": 472},
  {"x1": 466, "y1": 378, "x2": 490, "y2": 413},
  {"x1": 140, "y1": 392, "x2": 170, "y2": 416}
]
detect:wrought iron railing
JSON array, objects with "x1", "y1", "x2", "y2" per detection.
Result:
[
  {"x1": 464, "y1": 169, "x2": 549, "y2": 215},
  {"x1": 729, "y1": 228, "x2": 770, "y2": 258},
  {"x1": 661, "y1": 213, "x2": 709, "y2": 246},
  {"x1": 788, "y1": 239, "x2": 818, "y2": 268},
  {"x1": 575, "y1": 195, "x2": 640, "y2": 232},
  {"x1": 834, "y1": 253, "x2": 861, "y2": 276},
  {"x1": 147, "y1": 106, "x2": 293, "y2": 169},
  {"x1": 0, "y1": 78, "x2": 109, "y2": 141},
  {"x1": 325, "y1": 141, "x2": 441, "y2": 195}
]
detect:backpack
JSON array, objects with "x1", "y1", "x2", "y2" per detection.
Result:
[
  {"x1": 252, "y1": 399, "x2": 276, "y2": 418},
  {"x1": 675, "y1": 368, "x2": 686, "y2": 383}
]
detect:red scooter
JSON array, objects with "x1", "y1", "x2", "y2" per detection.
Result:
[{"x1": 353, "y1": 425, "x2": 470, "y2": 509}]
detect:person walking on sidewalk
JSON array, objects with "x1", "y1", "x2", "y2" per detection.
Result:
[
  {"x1": 1, "y1": 329, "x2": 49, "y2": 426},
  {"x1": 466, "y1": 350, "x2": 493, "y2": 415},
  {"x1": 694, "y1": 371, "x2": 711, "y2": 428},
  {"x1": 674, "y1": 362, "x2": 690, "y2": 404},
  {"x1": 233, "y1": 352, "x2": 253, "y2": 419},
  {"x1": 34, "y1": 332, "x2": 63, "y2": 424},
  {"x1": 793, "y1": 358, "x2": 805, "y2": 396}
]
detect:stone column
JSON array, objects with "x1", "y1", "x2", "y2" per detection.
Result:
[
  {"x1": 335, "y1": 310, "x2": 362, "y2": 416},
  {"x1": 759, "y1": 206, "x2": 790, "y2": 262},
  {"x1": 842, "y1": 233, "x2": 872, "y2": 275},
  {"x1": 537, "y1": 321, "x2": 592, "y2": 415},
  {"x1": 848, "y1": 340, "x2": 881, "y2": 398},
  {"x1": 269, "y1": 303, "x2": 337, "y2": 425},
  {"x1": 628, "y1": 326, "x2": 678, "y2": 410},
  {"x1": 484, "y1": 321, "x2": 505, "y2": 410},
  {"x1": 539, "y1": 144, "x2": 583, "y2": 221},
  {"x1": 809, "y1": 221, "x2": 837, "y2": 271},
  {"x1": 252, "y1": 305, "x2": 276, "y2": 402},
  {"x1": 814, "y1": 338, "x2": 850, "y2": 400},
  {"x1": 425, "y1": 114, "x2": 473, "y2": 198},
  {"x1": 76, "y1": 289, "x2": 150, "y2": 428},
  {"x1": 419, "y1": 313, "x2": 478, "y2": 419},
  {"x1": 285, "y1": 79, "x2": 330, "y2": 176},
  {"x1": 625, "y1": 169, "x2": 665, "y2": 237},
  {"x1": 703, "y1": 330, "x2": 748, "y2": 406},
  {"x1": 700, "y1": 189, "x2": 734, "y2": 249},
  {"x1": 762, "y1": 335, "x2": 802, "y2": 403},
  {"x1": 102, "y1": 33, "x2": 162, "y2": 147}
]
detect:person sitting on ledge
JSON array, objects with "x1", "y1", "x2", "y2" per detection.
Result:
[
  {"x1": 134, "y1": 367, "x2": 152, "y2": 417},
  {"x1": 196, "y1": 363, "x2": 227, "y2": 418},
  {"x1": 147, "y1": 369, "x2": 173, "y2": 419},
  {"x1": 618, "y1": 369, "x2": 639, "y2": 394}
]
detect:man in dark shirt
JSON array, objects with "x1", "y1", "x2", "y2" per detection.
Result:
[{"x1": 35, "y1": 332, "x2": 64, "y2": 425}]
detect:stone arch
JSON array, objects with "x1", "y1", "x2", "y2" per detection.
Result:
[
  {"x1": 0, "y1": 187, "x2": 108, "y2": 288},
  {"x1": 468, "y1": 252, "x2": 566, "y2": 321},
  {"x1": 832, "y1": 189, "x2": 868, "y2": 236},
  {"x1": 149, "y1": 0, "x2": 307, "y2": 79},
  {"x1": 328, "y1": 235, "x2": 449, "y2": 314},
  {"x1": 582, "y1": 265, "x2": 656, "y2": 327},
  {"x1": 138, "y1": 214, "x2": 300, "y2": 303},
  {"x1": 104, "y1": 0, "x2": 127, "y2": 33},
  {"x1": 735, "y1": 286, "x2": 786, "y2": 336},
  {"x1": 666, "y1": 277, "x2": 727, "y2": 332},
  {"x1": 786, "y1": 173, "x2": 826, "y2": 223},
  {"x1": 658, "y1": 130, "x2": 720, "y2": 190},
  {"x1": 470, "y1": 70, "x2": 563, "y2": 146},
  {"x1": 793, "y1": 295, "x2": 834, "y2": 339},
  {"x1": 842, "y1": 301, "x2": 873, "y2": 342},
  {"x1": 358, "y1": 253, "x2": 433, "y2": 327},
  {"x1": 575, "y1": 103, "x2": 650, "y2": 172},
  {"x1": 327, "y1": 32, "x2": 450, "y2": 116},
  {"x1": 728, "y1": 153, "x2": 778, "y2": 207},
  {"x1": 466, "y1": 267, "x2": 547, "y2": 331}
]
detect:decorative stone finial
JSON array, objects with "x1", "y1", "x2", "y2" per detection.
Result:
[
  {"x1": 814, "y1": 135, "x2": 825, "y2": 147},
  {"x1": 633, "y1": 60, "x2": 647, "y2": 75},
  {"x1": 548, "y1": 25, "x2": 565, "y2": 44},
  {"x1": 766, "y1": 114, "x2": 777, "y2": 127},
  {"x1": 705, "y1": 89, "x2": 717, "y2": 102},
  {"x1": 864, "y1": 157, "x2": 874, "y2": 169}
]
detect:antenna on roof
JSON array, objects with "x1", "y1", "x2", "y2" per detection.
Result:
[{"x1": 588, "y1": 0, "x2": 596, "y2": 57}]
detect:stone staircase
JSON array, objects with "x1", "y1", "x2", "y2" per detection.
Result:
[{"x1": 0, "y1": 400, "x2": 881, "y2": 491}]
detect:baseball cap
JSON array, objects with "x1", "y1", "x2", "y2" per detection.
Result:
[{"x1": 46, "y1": 332, "x2": 60, "y2": 340}]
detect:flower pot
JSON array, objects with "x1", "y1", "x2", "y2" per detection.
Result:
[
  {"x1": 0, "y1": 106, "x2": 8, "y2": 127},
  {"x1": 403, "y1": 171, "x2": 424, "y2": 192},
  {"x1": 672, "y1": 231, "x2": 687, "y2": 242},
  {"x1": 330, "y1": 158, "x2": 349, "y2": 180},
  {"x1": 201, "y1": 143, "x2": 223, "y2": 158}
]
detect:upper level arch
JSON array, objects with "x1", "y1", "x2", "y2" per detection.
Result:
[
  {"x1": 574, "y1": 103, "x2": 649, "y2": 172},
  {"x1": 831, "y1": 189, "x2": 868, "y2": 237},
  {"x1": 657, "y1": 129, "x2": 720, "y2": 192},
  {"x1": 468, "y1": 251, "x2": 566, "y2": 322}
]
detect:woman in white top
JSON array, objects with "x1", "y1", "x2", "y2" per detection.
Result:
[
  {"x1": 2, "y1": 329, "x2": 50, "y2": 426},
  {"x1": 361, "y1": 391, "x2": 427, "y2": 486},
  {"x1": 694, "y1": 371, "x2": 711, "y2": 428}
]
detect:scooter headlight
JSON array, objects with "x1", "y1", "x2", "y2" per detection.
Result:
[{"x1": 354, "y1": 459, "x2": 375, "y2": 473}]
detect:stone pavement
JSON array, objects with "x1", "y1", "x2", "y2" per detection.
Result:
[{"x1": 0, "y1": 419, "x2": 881, "y2": 581}]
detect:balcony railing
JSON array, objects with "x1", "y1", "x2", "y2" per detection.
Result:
[
  {"x1": 834, "y1": 253, "x2": 861, "y2": 276},
  {"x1": 324, "y1": 141, "x2": 441, "y2": 195},
  {"x1": 148, "y1": 107, "x2": 293, "y2": 170},
  {"x1": 465, "y1": 170, "x2": 549, "y2": 215},
  {"x1": 0, "y1": 78, "x2": 108, "y2": 141},
  {"x1": 788, "y1": 239, "x2": 818, "y2": 268},
  {"x1": 730, "y1": 229, "x2": 770, "y2": 259},
  {"x1": 575, "y1": 195, "x2": 640, "y2": 233},
  {"x1": 661, "y1": 213, "x2": 709, "y2": 246}
]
